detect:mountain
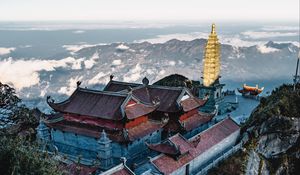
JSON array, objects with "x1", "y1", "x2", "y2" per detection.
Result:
[
  {"x1": 3, "y1": 39, "x2": 298, "y2": 112},
  {"x1": 209, "y1": 84, "x2": 300, "y2": 175}
]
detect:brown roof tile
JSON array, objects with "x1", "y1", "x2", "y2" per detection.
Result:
[
  {"x1": 151, "y1": 118, "x2": 240, "y2": 174},
  {"x1": 180, "y1": 97, "x2": 207, "y2": 112},
  {"x1": 181, "y1": 112, "x2": 214, "y2": 131},
  {"x1": 104, "y1": 81, "x2": 141, "y2": 92},
  {"x1": 125, "y1": 103, "x2": 157, "y2": 120},
  {"x1": 48, "y1": 88, "x2": 127, "y2": 121}
]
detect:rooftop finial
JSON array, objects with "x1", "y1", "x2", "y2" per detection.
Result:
[
  {"x1": 142, "y1": 77, "x2": 149, "y2": 85},
  {"x1": 211, "y1": 23, "x2": 216, "y2": 34},
  {"x1": 76, "y1": 81, "x2": 81, "y2": 88},
  {"x1": 110, "y1": 75, "x2": 114, "y2": 81}
]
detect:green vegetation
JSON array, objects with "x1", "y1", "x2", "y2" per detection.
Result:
[
  {"x1": 243, "y1": 84, "x2": 300, "y2": 133},
  {"x1": 153, "y1": 74, "x2": 200, "y2": 95},
  {"x1": 209, "y1": 83, "x2": 300, "y2": 175},
  {"x1": 0, "y1": 82, "x2": 62, "y2": 175}
]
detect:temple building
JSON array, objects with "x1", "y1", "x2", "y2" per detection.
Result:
[
  {"x1": 37, "y1": 77, "x2": 213, "y2": 171},
  {"x1": 36, "y1": 23, "x2": 243, "y2": 174},
  {"x1": 135, "y1": 117, "x2": 240, "y2": 175},
  {"x1": 238, "y1": 84, "x2": 264, "y2": 96}
]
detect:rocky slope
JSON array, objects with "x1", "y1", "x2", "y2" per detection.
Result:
[{"x1": 209, "y1": 84, "x2": 300, "y2": 175}]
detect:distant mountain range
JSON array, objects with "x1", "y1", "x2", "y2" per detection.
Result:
[{"x1": 2, "y1": 39, "x2": 298, "y2": 111}]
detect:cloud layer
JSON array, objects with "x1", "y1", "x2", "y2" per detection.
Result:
[{"x1": 0, "y1": 47, "x2": 15, "y2": 55}]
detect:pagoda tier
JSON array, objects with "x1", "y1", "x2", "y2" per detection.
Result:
[{"x1": 203, "y1": 24, "x2": 221, "y2": 87}]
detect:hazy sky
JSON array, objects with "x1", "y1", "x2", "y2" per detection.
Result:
[{"x1": 0, "y1": 0, "x2": 299, "y2": 22}]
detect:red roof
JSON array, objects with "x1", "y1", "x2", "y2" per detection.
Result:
[
  {"x1": 104, "y1": 80, "x2": 198, "y2": 113},
  {"x1": 111, "y1": 168, "x2": 131, "y2": 175},
  {"x1": 169, "y1": 134, "x2": 192, "y2": 155},
  {"x1": 46, "y1": 119, "x2": 164, "y2": 143},
  {"x1": 48, "y1": 88, "x2": 127, "y2": 121},
  {"x1": 148, "y1": 134, "x2": 192, "y2": 156},
  {"x1": 125, "y1": 103, "x2": 157, "y2": 120},
  {"x1": 64, "y1": 163, "x2": 98, "y2": 175},
  {"x1": 180, "y1": 97, "x2": 207, "y2": 112},
  {"x1": 127, "y1": 120, "x2": 164, "y2": 141},
  {"x1": 104, "y1": 80, "x2": 141, "y2": 92},
  {"x1": 151, "y1": 118, "x2": 240, "y2": 174},
  {"x1": 132, "y1": 86, "x2": 183, "y2": 112},
  {"x1": 181, "y1": 112, "x2": 214, "y2": 131}
]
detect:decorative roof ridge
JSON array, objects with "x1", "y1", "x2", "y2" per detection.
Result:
[{"x1": 78, "y1": 87, "x2": 128, "y2": 97}]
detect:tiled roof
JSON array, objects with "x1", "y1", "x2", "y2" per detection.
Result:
[
  {"x1": 132, "y1": 86, "x2": 183, "y2": 112},
  {"x1": 103, "y1": 80, "x2": 200, "y2": 113},
  {"x1": 101, "y1": 163, "x2": 134, "y2": 175},
  {"x1": 180, "y1": 97, "x2": 207, "y2": 112},
  {"x1": 151, "y1": 118, "x2": 240, "y2": 174},
  {"x1": 181, "y1": 112, "x2": 214, "y2": 131},
  {"x1": 46, "y1": 119, "x2": 164, "y2": 143},
  {"x1": 48, "y1": 88, "x2": 128, "y2": 121},
  {"x1": 127, "y1": 120, "x2": 164, "y2": 141},
  {"x1": 125, "y1": 103, "x2": 158, "y2": 120},
  {"x1": 64, "y1": 163, "x2": 98, "y2": 175},
  {"x1": 103, "y1": 80, "x2": 141, "y2": 92}
]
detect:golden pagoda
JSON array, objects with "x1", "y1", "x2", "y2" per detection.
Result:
[{"x1": 203, "y1": 23, "x2": 221, "y2": 87}]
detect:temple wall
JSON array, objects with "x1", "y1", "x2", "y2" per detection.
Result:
[
  {"x1": 127, "y1": 129, "x2": 162, "y2": 163},
  {"x1": 50, "y1": 128, "x2": 162, "y2": 166},
  {"x1": 189, "y1": 129, "x2": 240, "y2": 174},
  {"x1": 51, "y1": 129, "x2": 99, "y2": 152},
  {"x1": 171, "y1": 165, "x2": 186, "y2": 175}
]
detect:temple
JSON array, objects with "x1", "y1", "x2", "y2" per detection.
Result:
[
  {"x1": 38, "y1": 76, "x2": 215, "y2": 171},
  {"x1": 238, "y1": 84, "x2": 264, "y2": 96},
  {"x1": 36, "y1": 24, "x2": 242, "y2": 174}
]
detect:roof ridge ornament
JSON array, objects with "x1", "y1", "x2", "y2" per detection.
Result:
[
  {"x1": 76, "y1": 81, "x2": 82, "y2": 88},
  {"x1": 110, "y1": 74, "x2": 114, "y2": 81},
  {"x1": 142, "y1": 77, "x2": 149, "y2": 85}
]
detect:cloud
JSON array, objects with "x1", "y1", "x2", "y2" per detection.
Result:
[
  {"x1": 134, "y1": 32, "x2": 265, "y2": 47},
  {"x1": 261, "y1": 26, "x2": 299, "y2": 31},
  {"x1": 112, "y1": 59, "x2": 122, "y2": 66},
  {"x1": 84, "y1": 52, "x2": 99, "y2": 69},
  {"x1": 123, "y1": 64, "x2": 142, "y2": 82},
  {"x1": 116, "y1": 44, "x2": 129, "y2": 50},
  {"x1": 257, "y1": 45, "x2": 280, "y2": 54},
  {"x1": 72, "y1": 30, "x2": 85, "y2": 34},
  {"x1": 134, "y1": 32, "x2": 209, "y2": 44},
  {"x1": 0, "y1": 47, "x2": 15, "y2": 55},
  {"x1": 0, "y1": 57, "x2": 86, "y2": 90},
  {"x1": 88, "y1": 72, "x2": 110, "y2": 85},
  {"x1": 19, "y1": 45, "x2": 32, "y2": 48},
  {"x1": 219, "y1": 36, "x2": 264, "y2": 47},
  {"x1": 58, "y1": 76, "x2": 83, "y2": 95},
  {"x1": 242, "y1": 31, "x2": 298, "y2": 39},
  {"x1": 63, "y1": 44, "x2": 100, "y2": 53},
  {"x1": 168, "y1": 61, "x2": 176, "y2": 66}
]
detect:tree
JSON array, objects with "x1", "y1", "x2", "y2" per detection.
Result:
[{"x1": 0, "y1": 82, "x2": 62, "y2": 175}]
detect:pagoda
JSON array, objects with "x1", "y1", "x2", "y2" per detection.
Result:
[{"x1": 198, "y1": 24, "x2": 226, "y2": 114}]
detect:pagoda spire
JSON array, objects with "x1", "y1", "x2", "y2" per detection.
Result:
[{"x1": 202, "y1": 23, "x2": 221, "y2": 87}]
